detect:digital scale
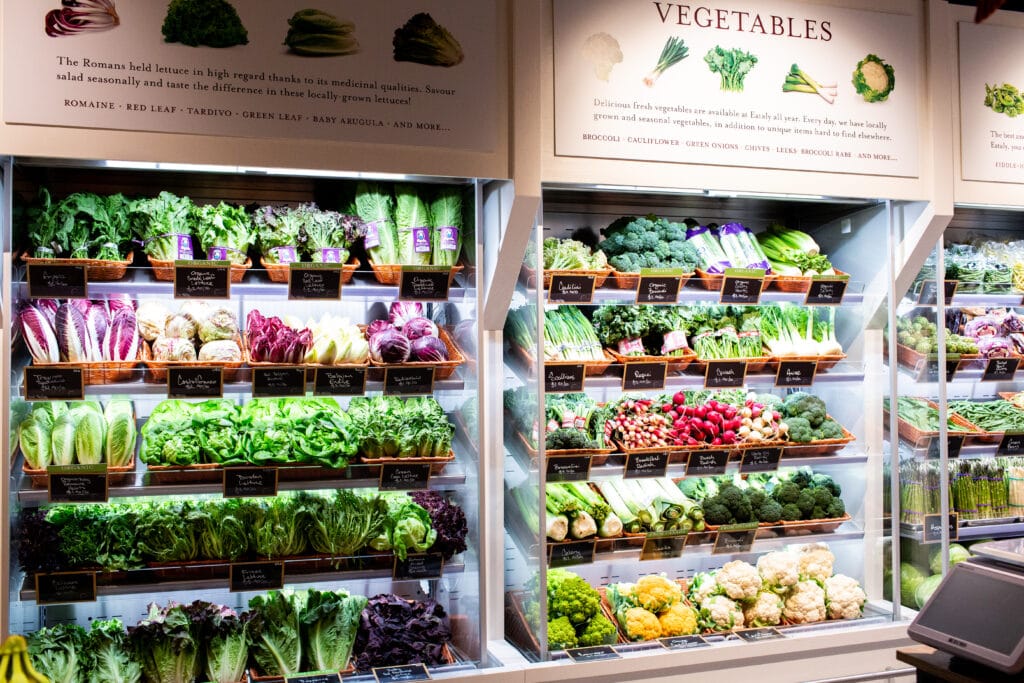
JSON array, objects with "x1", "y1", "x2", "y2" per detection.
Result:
[{"x1": 908, "y1": 540, "x2": 1024, "y2": 675}]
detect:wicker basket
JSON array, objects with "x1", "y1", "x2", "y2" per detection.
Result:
[
  {"x1": 367, "y1": 328, "x2": 466, "y2": 381},
  {"x1": 689, "y1": 355, "x2": 773, "y2": 374},
  {"x1": 260, "y1": 256, "x2": 361, "y2": 284},
  {"x1": 598, "y1": 581, "x2": 693, "y2": 643},
  {"x1": 781, "y1": 420, "x2": 856, "y2": 457},
  {"x1": 142, "y1": 335, "x2": 246, "y2": 383},
  {"x1": 359, "y1": 450, "x2": 456, "y2": 476},
  {"x1": 31, "y1": 352, "x2": 143, "y2": 386},
  {"x1": 887, "y1": 342, "x2": 981, "y2": 373},
  {"x1": 519, "y1": 263, "x2": 613, "y2": 290},
  {"x1": 770, "y1": 269, "x2": 850, "y2": 294},
  {"x1": 611, "y1": 270, "x2": 693, "y2": 291},
  {"x1": 23, "y1": 455, "x2": 135, "y2": 489},
  {"x1": 368, "y1": 261, "x2": 464, "y2": 287},
  {"x1": 695, "y1": 269, "x2": 776, "y2": 291},
  {"x1": 515, "y1": 431, "x2": 615, "y2": 466},
  {"x1": 884, "y1": 400, "x2": 983, "y2": 448},
  {"x1": 608, "y1": 348, "x2": 696, "y2": 374},
  {"x1": 780, "y1": 511, "x2": 852, "y2": 535},
  {"x1": 148, "y1": 256, "x2": 251, "y2": 283},
  {"x1": 513, "y1": 344, "x2": 615, "y2": 378},
  {"x1": 21, "y1": 251, "x2": 135, "y2": 282},
  {"x1": 769, "y1": 353, "x2": 847, "y2": 373}
]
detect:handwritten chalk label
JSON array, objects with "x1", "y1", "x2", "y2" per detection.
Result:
[
  {"x1": 24, "y1": 367, "x2": 84, "y2": 401},
  {"x1": 548, "y1": 274, "x2": 596, "y2": 303},
  {"x1": 313, "y1": 367, "x2": 366, "y2": 396},
  {"x1": 253, "y1": 367, "x2": 307, "y2": 398},
  {"x1": 399, "y1": 266, "x2": 451, "y2": 301},
  {"x1": 223, "y1": 468, "x2": 278, "y2": 498},
  {"x1": 549, "y1": 540, "x2": 596, "y2": 568},
  {"x1": 624, "y1": 451, "x2": 669, "y2": 479},
  {"x1": 286, "y1": 674, "x2": 342, "y2": 683},
  {"x1": 924, "y1": 358, "x2": 961, "y2": 383},
  {"x1": 775, "y1": 361, "x2": 817, "y2": 388},
  {"x1": 720, "y1": 268, "x2": 765, "y2": 305},
  {"x1": 379, "y1": 463, "x2": 432, "y2": 491},
  {"x1": 229, "y1": 561, "x2": 285, "y2": 592},
  {"x1": 740, "y1": 448, "x2": 783, "y2": 474},
  {"x1": 736, "y1": 628, "x2": 785, "y2": 642},
  {"x1": 923, "y1": 513, "x2": 959, "y2": 544},
  {"x1": 35, "y1": 572, "x2": 97, "y2": 605},
  {"x1": 983, "y1": 357, "x2": 1020, "y2": 382},
  {"x1": 623, "y1": 362, "x2": 668, "y2": 391},
  {"x1": 27, "y1": 263, "x2": 87, "y2": 299},
  {"x1": 373, "y1": 663, "x2": 432, "y2": 682},
  {"x1": 805, "y1": 276, "x2": 848, "y2": 306},
  {"x1": 393, "y1": 553, "x2": 444, "y2": 581},
  {"x1": 565, "y1": 645, "x2": 621, "y2": 662},
  {"x1": 173, "y1": 260, "x2": 230, "y2": 299},
  {"x1": 167, "y1": 367, "x2": 224, "y2": 399},
  {"x1": 705, "y1": 361, "x2": 747, "y2": 389},
  {"x1": 288, "y1": 262, "x2": 343, "y2": 300},
  {"x1": 384, "y1": 367, "x2": 435, "y2": 396},
  {"x1": 918, "y1": 280, "x2": 958, "y2": 306},
  {"x1": 685, "y1": 450, "x2": 730, "y2": 477},
  {"x1": 48, "y1": 464, "x2": 108, "y2": 503},
  {"x1": 713, "y1": 523, "x2": 758, "y2": 555},
  {"x1": 546, "y1": 455, "x2": 593, "y2": 482},
  {"x1": 926, "y1": 434, "x2": 965, "y2": 459},
  {"x1": 637, "y1": 268, "x2": 684, "y2": 303},
  {"x1": 999, "y1": 432, "x2": 1024, "y2": 456},
  {"x1": 545, "y1": 365, "x2": 586, "y2": 393},
  {"x1": 641, "y1": 531, "x2": 687, "y2": 561},
  {"x1": 660, "y1": 635, "x2": 709, "y2": 650}
]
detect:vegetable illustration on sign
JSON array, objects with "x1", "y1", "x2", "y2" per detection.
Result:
[
  {"x1": 162, "y1": 0, "x2": 248, "y2": 48},
  {"x1": 644, "y1": 36, "x2": 688, "y2": 88},
  {"x1": 582, "y1": 32, "x2": 623, "y2": 82},
  {"x1": 393, "y1": 13, "x2": 464, "y2": 67},
  {"x1": 704, "y1": 46, "x2": 758, "y2": 92},
  {"x1": 45, "y1": 0, "x2": 119, "y2": 37},
  {"x1": 984, "y1": 82, "x2": 1024, "y2": 118},
  {"x1": 284, "y1": 9, "x2": 359, "y2": 56},
  {"x1": 782, "y1": 64, "x2": 837, "y2": 105},
  {"x1": 852, "y1": 54, "x2": 894, "y2": 102}
]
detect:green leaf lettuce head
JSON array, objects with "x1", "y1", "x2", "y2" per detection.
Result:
[
  {"x1": 354, "y1": 182, "x2": 398, "y2": 264},
  {"x1": 162, "y1": 0, "x2": 248, "y2": 48},
  {"x1": 85, "y1": 619, "x2": 142, "y2": 683},
  {"x1": 128, "y1": 602, "x2": 201, "y2": 683},
  {"x1": 300, "y1": 588, "x2": 367, "y2": 672},
  {"x1": 285, "y1": 9, "x2": 359, "y2": 56},
  {"x1": 852, "y1": 54, "x2": 895, "y2": 102},
  {"x1": 129, "y1": 191, "x2": 195, "y2": 261},
  {"x1": 194, "y1": 201, "x2": 254, "y2": 264},
  {"x1": 393, "y1": 12, "x2": 464, "y2": 67},
  {"x1": 248, "y1": 590, "x2": 308, "y2": 677},
  {"x1": 28, "y1": 622, "x2": 89, "y2": 683}
]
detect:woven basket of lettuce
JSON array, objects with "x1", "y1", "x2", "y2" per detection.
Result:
[
  {"x1": 19, "y1": 400, "x2": 136, "y2": 488},
  {"x1": 20, "y1": 299, "x2": 144, "y2": 385},
  {"x1": 349, "y1": 396, "x2": 456, "y2": 475},
  {"x1": 355, "y1": 182, "x2": 464, "y2": 286},
  {"x1": 596, "y1": 215, "x2": 699, "y2": 290},
  {"x1": 136, "y1": 301, "x2": 245, "y2": 383},
  {"x1": 592, "y1": 305, "x2": 696, "y2": 371},
  {"x1": 254, "y1": 203, "x2": 363, "y2": 284},
  {"x1": 520, "y1": 237, "x2": 613, "y2": 290},
  {"x1": 19, "y1": 188, "x2": 136, "y2": 280},
  {"x1": 756, "y1": 224, "x2": 848, "y2": 293}
]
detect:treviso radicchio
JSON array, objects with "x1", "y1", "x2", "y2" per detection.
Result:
[
  {"x1": 403, "y1": 317, "x2": 438, "y2": 341},
  {"x1": 103, "y1": 308, "x2": 141, "y2": 362},
  {"x1": 246, "y1": 310, "x2": 313, "y2": 364},
  {"x1": 388, "y1": 302, "x2": 424, "y2": 329},
  {"x1": 19, "y1": 303, "x2": 60, "y2": 363},
  {"x1": 369, "y1": 328, "x2": 411, "y2": 364},
  {"x1": 409, "y1": 335, "x2": 448, "y2": 362},
  {"x1": 56, "y1": 302, "x2": 98, "y2": 362}
]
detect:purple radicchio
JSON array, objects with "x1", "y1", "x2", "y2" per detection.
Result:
[
  {"x1": 246, "y1": 310, "x2": 313, "y2": 363},
  {"x1": 55, "y1": 302, "x2": 98, "y2": 362},
  {"x1": 1002, "y1": 312, "x2": 1024, "y2": 336},
  {"x1": 85, "y1": 302, "x2": 110, "y2": 351},
  {"x1": 389, "y1": 302, "x2": 424, "y2": 329},
  {"x1": 403, "y1": 317, "x2": 438, "y2": 341},
  {"x1": 19, "y1": 304, "x2": 59, "y2": 363},
  {"x1": 369, "y1": 329, "x2": 411, "y2": 364},
  {"x1": 365, "y1": 319, "x2": 394, "y2": 337},
  {"x1": 408, "y1": 335, "x2": 449, "y2": 362},
  {"x1": 977, "y1": 336, "x2": 1015, "y2": 358},
  {"x1": 103, "y1": 308, "x2": 140, "y2": 362}
]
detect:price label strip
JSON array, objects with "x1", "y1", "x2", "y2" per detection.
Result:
[
  {"x1": 252, "y1": 366, "x2": 307, "y2": 398},
  {"x1": 624, "y1": 451, "x2": 669, "y2": 479},
  {"x1": 775, "y1": 360, "x2": 817, "y2": 388},
  {"x1": 659, "y1": 635, "x2": 709, "y2": 650},
  {"x1": 685, "y1": 450, "x2": 729, "y2": 477},
  {"x1": 622, "y1": 362, "x2": 668, "y2": 391},
  {"x1": 24, "y1": 367, "x2": 85, "y2": 401},
  {"x1": 640, "y1": 532, "x2": 687, "y2": 561},
  {"x1": 48, "y1": 464, "x2": 108, "y2": 503},
  {"x1": 713, "y1": 523, "x2": 758, "y2": 555},
  {"x1": 636, "y1": 268, "x2": 684, "y2": 304},
  {"x1": 229, "y1": 561, "x2": 285, "y2": 592},
  {"x1": 288, "y1": 262, "x2": 343, "y2": 300},
  {"x1": 384, "y1": 367, "x2": 435, "y2": 396},
  {"x1": 223, "y1": 467, "x2": 279, "y2": 498},
  {"x1": 167, "y1": 367, "x2": 224, "y2": 399},
  {"x1": 924, "y1": 357, "x2": 961, "y2": 383},
  {"x1": 544, "y1": 364, "x2": 586, "y2": 393},
  {"x1": 719, "y1": 268, "x2": 765, "y2": 305},
  {"x1": 286, "y1": 674, "x2": 342, "y2": 683},
  {"x1": 173, "y1": 260, "x2": 231, "y2": 299},
  {"x1": 546, "y1": 455, "x2": 593, "y2": 482},
  {"x1": 549, "y1": 540, "x2": 596, "y2": 568},
  {"x1": 548, "y1": 274, "x2": 596, "y2": 303},
  {"x1": 393, "y1": 553, "x2": 444, "y2": 581},
  {"x1": 736, "y1": 627, "x2": 785, "y2": 642},
  {"x1": 918, "y1": 279, "x2": 958, "y2": 306},
  {"x1": 313, "y1": 366, "x2": 367, "y2": 396},
  {"x1": 926, "y1": 434, "x2": 965, "y2": 459},
  {"x1": 27, "y1": 263, "x2": 88, "y2": 299},
  {"x1": 705, "y1": 361, "x2": 747, "y2": 389},
  {"x1": 564, "y1": 645, "x2": 621, "y2": 662},
  {"x1": 373, "y1": 663, "x2": 432, "y2": 682},
  {"x1": 805, "y1": 275, "x2": 848, "y2": 306},
  {"x1": 399, "y1": 266, "x2": 451, "y2": 301},
  {"x1": 999, "y1": 432, "x2": 1024, "y2": 456},
  {"x1": 35, "y1": 571, "x2": 98, "y2": 605},
  {"x1": 922, "y1": 513, "x2": 960, "y2": 544},
  {"x1": 379, "y1": 463, "x2": 432, "y2": 491},
  {"x1": 982, "y1": 357, "x2": 1020, "y2": 382},
  {"x1": 739, "y1": 448, "x2": 783, "y2": 474}
]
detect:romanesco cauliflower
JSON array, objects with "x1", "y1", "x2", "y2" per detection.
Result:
[
  {"x1": 550, "y1": 573, "x2": 601, "y2": 625},
  {"x1": 824, "y1": 574, "x2": 867, "y2": 620},
  {"x1": 757, "y1": 551, "x2": 800, "y2": 591},
  {"x1": 619, "y1": 606, "x2": 662, "y2": 641},
  {"x1": 743, "y1": 590, "x2": 784, "y2": 627},
  {"x1": 578, "y1": 613, "x2": 619, "y2": 646},
  {"x1": 547, "y1": 616, "x2": 579, "y2": 650},
  {"x1": 633, "y1": 574, "x2": 682, "y2": 613},
  {"x1": 783, "y1": 579, "x2": 827, "y2": 624},
  {"x1": 716, "y1": 560, "x2": 762, "y2": 601},
  {"x1": 797, "y1": 543, "x2": 835, "y2": 583},
  {"x1": 700, "y1": 595, "x2": 744, "y2": 631},
  {"x1": 658, "y1": 602, "x2": 699, "y2": 636}
]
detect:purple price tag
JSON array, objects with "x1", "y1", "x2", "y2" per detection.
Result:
[
  {"x1": 364, "y1": 221, "x2": 381, "y2": 249},
  {"x1": 176, "y1": 234, "x2": 194, "y2": 259},
  {"x1": 207, "y1": 246, "x2": 229, "y2": 261},
  {"x1": 320, "y1": 248, "x2": 342, "y2": 263},
  {"x1": 273, "y1": 246, "x2": 298, "y2": 264},
  {"x1": 413, "y1": 227, "x2": 431, "y2": 253},
  {"x1": 440, "y1": 226, "x2": 459, "y2": 251}
]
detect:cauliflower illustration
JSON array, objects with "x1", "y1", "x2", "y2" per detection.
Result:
[
  {"x1": 783, "y1": 579, "x2": 827, "y2": 624},
  {"x1": 743, "y1": 590, "x2": 784, "y2": 627},
  {"x1": 757, "y1": 551, "x2": 800, "y2": 591},
  {"x1": 797, "y1": 543, "x2": 835, "y2": 583},
  {"x1": 824, "y1": 574, "x2": 867, "y2": 620},
  {"x1": 582, "y1": 32, "x2": 623, "y2": 81},
  {"x1": 716, "y1": 560, "x2": 762, "y2": 601},
  {"x1": 700, "y1": 595, "x2": 744, "y2": 631}
]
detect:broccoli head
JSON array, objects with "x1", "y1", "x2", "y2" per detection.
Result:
[
  {"x1": 782, "y1": 393, "x2": 827, "y2": 427},
  {"x1": 780, "y1": 503, "x2": 802, "y2": 521},
  {"x1": 577, "y1": 613, "x2": 618, "y2": 646},
  {"x1": 756, "y1": 499, "x2": 783, "y2": 523},
  {"x1": 788, "y1": 466, "x2": 815, "y2": 489},
  {"x1": 547, "y1": 616, "x2": 578, "y2": 650},
  {"x1": 703, "y1": 501, "x2": 733, "y2": 526},
  {"x1": 826, "y1": 497, "x2": 846, "y2": 519},
  {"x1": 393, "y1": 13, "x2": 465, "y2": 67},
  {"x1": 717, "y1": 484, "x2": 753, "y2": 523},
  {"x1": 162, "y1": 0, "x2": 248, "y2": 48},
  {"x1": 810, "y1": 473, "x2": 842, "y2": 497},
  {"x1": 812, "y1": 487, "x2": 834, "y2": 509},
  {"x1": 796, "y1": 489, "x2": 816, "y2": 518},
  {"x1": 747, "y1": 489, "x2": 767, "y2": 510},
  {"x1": 785, "y1": 416, "x2": 815, "y2": 443},
  {"x1": 549, "y1": 574, "x2": 600, "y2": 625},
  {"x1": 771, "y1": 481, "x2": 802, "y2": 505},
  {"x1": 811, "y1": 506, "x2": 828, "y2": 520},
  {"x1": 546, "y1": 428, "x2": 597, "y2": 451},
  {"x1": 813, "y1": 419, "x2": 846, "y2": 442}
]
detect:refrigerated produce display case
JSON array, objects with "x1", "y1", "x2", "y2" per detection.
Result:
[
  {"x1": 502, "y1": 185, "x2": 903, "y2": 664},
  {"x1": 2, "y1": 158, "x2": 490, "y2": 681}
]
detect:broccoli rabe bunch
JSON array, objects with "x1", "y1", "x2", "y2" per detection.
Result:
[
  {"x1": 780, "y1": 392, "x2": 846, "y2": 443},
  {"x1": 770, "y1": 467, "x2": 846, "y2": 521},
  {"x1": 597, "y1": 215, "x2": 701, "y2": 273},
  {"x1": 525, "y1": 569, "x2": 616, "y2": 650}
]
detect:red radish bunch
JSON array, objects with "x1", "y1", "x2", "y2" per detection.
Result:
[
  {"x1": 661, "y1": 391, "x2": 787, "y2": 447},
  {"x1": 603, "y1": 398, "x2": 675, "y2": 449}
]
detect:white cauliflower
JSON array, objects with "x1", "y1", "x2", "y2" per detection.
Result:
[
  {"x1": 689, "y1": 571, "x2": 721, "y2": 607},
  {"x1": 757, "y1": 551, "x2": 799, "y2": 591},
  {"x1": 716, "y1": 560, "x2": 762, "y2": 601},
  {"x1": 700, "y1": 595, "x2": 744, "y2": 631},
  {"x1": 743, "y1": 590, "x2": 784, "y2": 627},
  {"x1": 824, "y1": 574, "x2": 867, "y2": 620},
  {"x1": 581, "y1": 32, "x2": 623, "y2": 81},
  {"x1": 783, "y1": 580, "x2": 827, "y2": 624},
  {"x1": 797, "y1": 543, "x2": 835, "y2": 583}
]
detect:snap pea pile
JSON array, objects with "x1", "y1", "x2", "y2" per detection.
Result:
[
  {"x1": 948, "y1": 400, "x2": 1024, "y2": 433},
  {"x1": 887, "y1": 397, "x2": 971, "y2": 433}
]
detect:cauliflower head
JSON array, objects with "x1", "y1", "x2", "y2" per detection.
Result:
[
  {"x1": 619, "y1": 606, "x2": 662, "y2": 641},
  {"x1": 797, "y1": 543, "x2": 835, "y2": 583},
  {"x1": 717, "y1": 560, "x2": 762, "y2": 601},
  {"x1": 757, "y1": 551, "x2": 800, "y2": 591},
  {"x1": 633, "y1": 574, "x2": 683, "y2": 613},
  {"x1": 688, "y1": 571, "x2": 722, "y2": 607},
  {"x1": 700, "y1": 595, "x2": 744, "y2": 631},
  {"x1": 783, "y1": 579, "x2": 827, "y2": 624},
  {"x1": 578, "y1": 613, "x2": 618, "y2": 646},
  {"x1": 658, "y1": 602, "x2": 699, "y2": 636},
  {"x1": 550, "y1": 573, "x2": 601, "y2": 625},
  {"x1": 824, "y1": 574, "x2": 867, "y2": 620},
  {"x1": 743, "y1": 590, "x2": 784, "y2": 627},
  {"x1": 547, "y1": 615, "x2": 579, "y2": 650}
]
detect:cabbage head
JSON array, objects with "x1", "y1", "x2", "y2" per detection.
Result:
[{"x1": 198, "y1": 308, "x2": 239, "y2": 343}]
